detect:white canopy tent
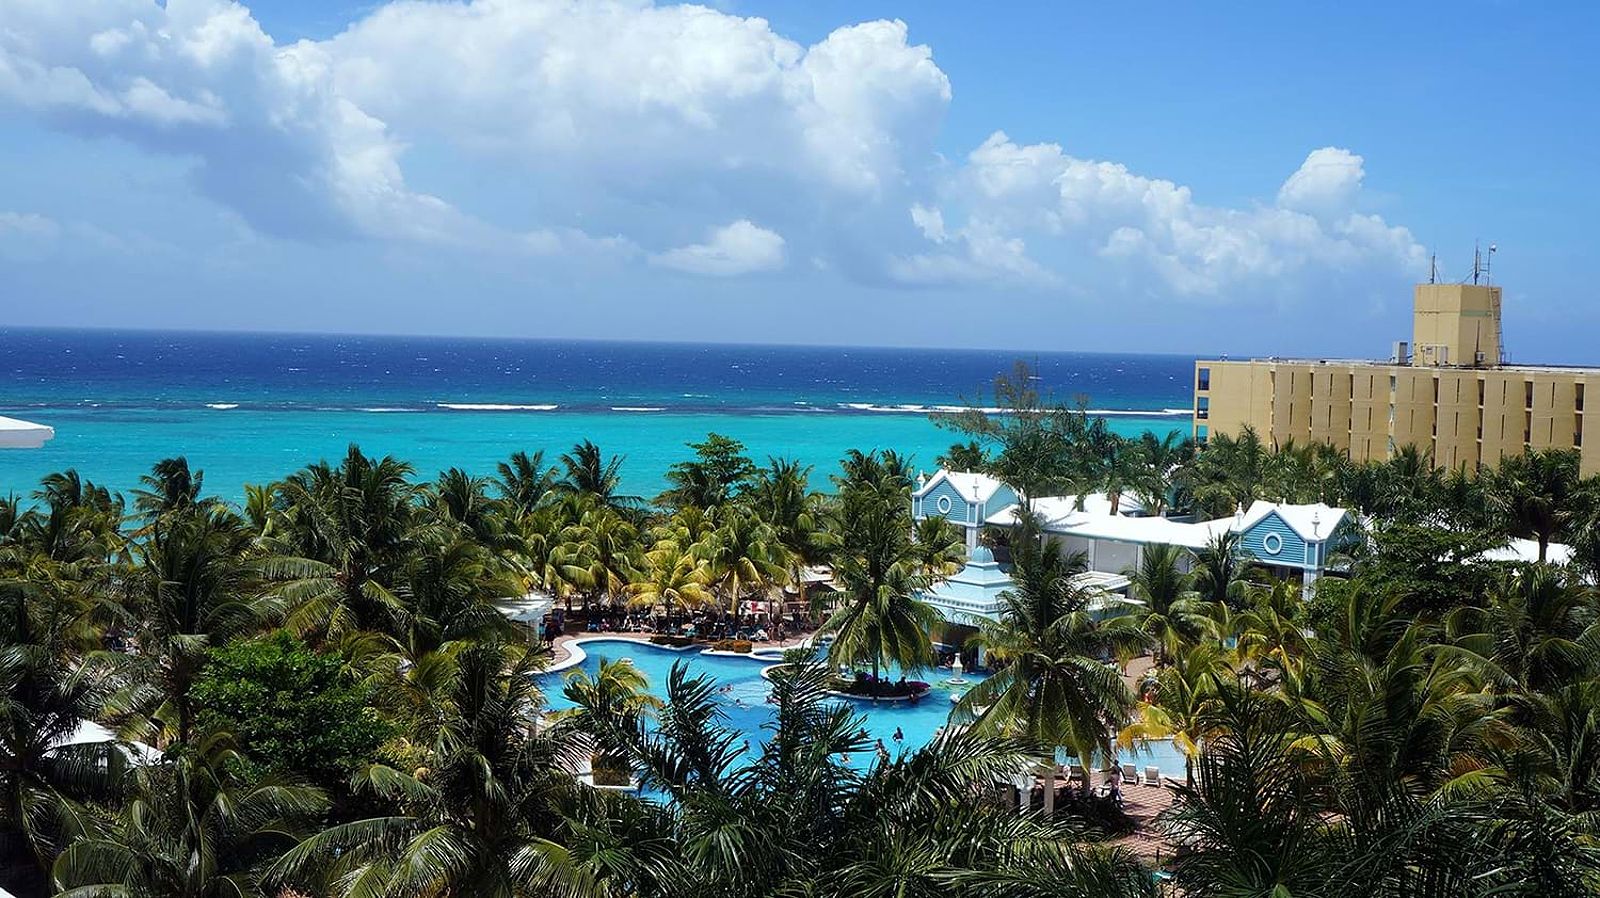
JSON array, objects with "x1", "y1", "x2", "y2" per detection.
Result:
[
  {"x1": 497, "y1": 592, "x2": 555, "y2": 625},
  {"x1": 0, "y1": 415, "x2": 54, "y2": 448}
]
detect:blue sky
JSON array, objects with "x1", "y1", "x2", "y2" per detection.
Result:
[{"x1": 1, "y1": 0, "x2": 1596, "y2": 361}]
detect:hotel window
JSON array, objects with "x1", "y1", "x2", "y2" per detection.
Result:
[
  {"x1": 1578, "y1": 383, "x2": 1586, "y2": 412},
  {"x1": 1478, "y1": 381, "x2": 1486, "y2": 407},
  {"x1": 1196, "y1": 425, "x2": 1209, "y2": 443},
  {"x1": 1196, "y1": 368, "x2": 1210, "y2": 391},
  {"x1": 1196, "y1": 397, "x2": 1210, "y2": 420},
  {"x1": 1526, "y1": 382, "x2": 1535, "y2": 409}
]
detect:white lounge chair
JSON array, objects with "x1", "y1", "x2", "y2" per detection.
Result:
[
  {"x1": 1121, "y1": 763, "x2": 1140, "y2": 785},
  {"x1": 1144, "y1": 765, "x2": 1161, "y2": 786}
]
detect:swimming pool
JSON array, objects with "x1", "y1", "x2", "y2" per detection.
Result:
[{"x1": 541, "y1": 638, "x2": 1189, "y2": 775}]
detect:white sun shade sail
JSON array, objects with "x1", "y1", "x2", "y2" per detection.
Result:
[{"x1": 0, "y1": 415, "x2": 54, "y2": 449}]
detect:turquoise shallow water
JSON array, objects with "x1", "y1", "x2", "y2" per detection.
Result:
[
  {"x1": 542, "y1": 638, "x2": 1189, "y2": 775},
  {"x1": 0, "y1": 405, "x2": 1182, "y2": 502},
  {"x1": 0, "y1": 329, "x2": 1196, "y2": 501}
]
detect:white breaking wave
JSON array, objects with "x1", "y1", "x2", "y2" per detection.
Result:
[
  {"x1": 437, "y1": 403, "x2": 558, "y2": 411},
  {"x1": 838, "y1": 402, "x2": 1186, "y2": 417},
  {"x1": 205, "y1": 403, "x2": 240, "y2": 410}
]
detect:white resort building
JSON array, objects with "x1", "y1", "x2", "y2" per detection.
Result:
[{"x1": 911, "y1": 469, "x2": 1358, "y2": 628}]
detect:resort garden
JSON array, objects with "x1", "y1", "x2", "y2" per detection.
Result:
[{"x1": 4, "y1": 369, "x2": 1600, "y2": 895}]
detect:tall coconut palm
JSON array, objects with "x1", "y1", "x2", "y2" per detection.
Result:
[
  {"x1": 697, "y1": 511, "x2": 787, "y2": 617},
  {"x1": 53, "y1": 736, "x2": 327, "y2": 898},
  {"x1": 131, "y1": 457, "x2": 211, "y2": 526},
  {"x1": 555, "y1": 500, "x2": 641, "y2": 610},
  {"x1": 494, "y1": 449, "x2": 559, "y2": 518},
  {"x1": 1445, "y1": 564, "x2": 1600, "y2": 694},
  {"x1": 1124, "y1": 542, "x2": 1208, "y2": 667},
  {"x1": 629, "y1": 539, "x2": 713, "y2": 627},
  {"x1": 264, "y1": 444, "x2": 422, "y2": 642},
  {"x1": 819, "y1": 452, "x2": 941, "y2": 680},
  {"x1": 110, "y1": 505, "x2": 271, "y2": 747},
  {"x1": 1192, "y1": 530, "x2": 1253, "y2": 610},
  {"x1": 0, "y1": 645, "x2": 124, "y2": 878},
  {"x1": 558, "y1": 440, "x2": 640, "y2": 511},
  {"x1": 1132, "y1": 430, "x2": 1193, "y2": 517},
  {"x1": 432, "y1": 467, "x2": 508, "y2": 552},
  {"x1": 957, "y1": 516, "x2": 1147, "y2": 768},
  {"x1": 746, "y1": 458, "x2": 825, "y2": 615},
  {"x1": 1487, "y1": 448, "x2": 1582, "y2": 563},
  {"x1": 270, "y1": 642, "x2": 589, "y2": 898},
  {"x1": 910, "y1": 514, "x2": 966, "y2": 580}
]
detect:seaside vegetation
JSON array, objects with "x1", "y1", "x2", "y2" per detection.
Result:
[{"x1": 0, "y1": 362, "x2": 1598, "y2": 894}]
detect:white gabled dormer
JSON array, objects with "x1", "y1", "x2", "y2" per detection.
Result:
[{"x1": 911, "y1": 469, "x2": 1017, "y2": 549}]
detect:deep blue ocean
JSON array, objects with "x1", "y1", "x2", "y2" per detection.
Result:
[{"x1": 0, "y1": 328, "x2": 1196, "y2": 502}]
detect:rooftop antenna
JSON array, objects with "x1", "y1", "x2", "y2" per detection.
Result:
[
  {"x1": 1429, "y1": 253, "x2": 1437, "y2": 284},
  {"x1": 1471, "y1": 240, "x2": 1497, "y2": 285}
]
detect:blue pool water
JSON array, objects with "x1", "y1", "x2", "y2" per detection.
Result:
[{"x1": 541, "y1": 638, "x2": 1189, "y2": 775}]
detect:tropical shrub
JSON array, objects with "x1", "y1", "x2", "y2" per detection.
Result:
[{"x1": 192, "y1": 632, "x2": 392, "y2": 790}]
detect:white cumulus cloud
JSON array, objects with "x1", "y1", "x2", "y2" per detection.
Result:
[
  {"x1": 897, "y1": 133, "x2": 1425, "y2": 296},
  {"x1": 651, "y1": 219, "x2": 786, "y2": 276},
  {"x1": 0, "y1": 0, "x2": 1427, "y2": 303},
  {"x1": 0, "y1": 211, "x2": 59, "y2": 238}
]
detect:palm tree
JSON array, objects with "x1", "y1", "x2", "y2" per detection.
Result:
[
  {"x1": 746, "y1": 458, "x2": 825, "y2": 617},
  {"x1": 1445, "y1": 564, "x2": 1600, "y2": 694},
  {"x1": 264, "y1": 444, "x2": 421, "y2": 642},
  {"x1": 0, "y1": 646, "x2": 124, "y2": 877},
  {"x1": 131, "y1": 457, "x2": 211, "y2": 525},
  {"x1": 559, "y1": 658, "x2": 661, "y2": 786},
  {"x1": 271, "y1": 642, "x2": 589, "y2": 898},
  {"x1": 1488, "y1": 448, "x2": 1582, "y2": 562},
  {"x1": 555, "y1": 500, "x2": 640, "y2": 611},
  {"x1": 1191, "y1": 530, "x2": 1253, "y2": 610},
  {"x1": 558, "y1": 440, "x2": 640, "y2": 511},
  {"x1": 1124, "y1": 542, "x2": 1208, "y2": 666},
  {"x1": 111, "y1": 505, "x2": 271, "y2": 747},
  {"x1": 957, "y1": 516, "x2": 1147, "y2": 769},
  {"x1": 53, "y1": 736, "x2": 327, "y2": 898},
  {"x1": 628, "y1": 539, "x2": 713, "y2": 627},
  {"x1": 819, "y1": 452, "x2": 943, "y2": 682},
  {"x1": 432, "y1": 467, "x2": 507, "y2": 552},
  {"x1": 494, "y1": 449, "x2": 558, "y2": 518},
  {"x1": 1132, "y1": 430, "x2": 1193, "y2": 517},
  {"x1": 1119, "y1": 642, "x2": 1230, "y2": 785},
  {"x1": 910, "y1": 514, "x2": 966, "y2": 580},
  {"x1": 697, "y1": 511, "x2": 787, "y2": 617},
  {"x1": 399, "y1": 535, "x2": 521, "y2": 660}
]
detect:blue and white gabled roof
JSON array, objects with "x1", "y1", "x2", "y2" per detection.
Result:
[{"x1": 914, "y1": 469, "x2": 1009, "y2": 505}]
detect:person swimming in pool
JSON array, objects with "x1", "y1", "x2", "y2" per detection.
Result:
[{"x1": 892, "y1": 726, "x2": 904, "y2": 743}]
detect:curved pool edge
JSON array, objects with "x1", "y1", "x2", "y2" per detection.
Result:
[{"x1": 545, "y1": 635, "x2": 803, "y2": 675}]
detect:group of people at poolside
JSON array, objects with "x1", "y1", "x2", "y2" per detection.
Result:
[{"x1": 1029, "y1": 769, "x2": 1125, "y2": 810}]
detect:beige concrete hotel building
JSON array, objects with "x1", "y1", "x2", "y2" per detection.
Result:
[{"x1": 1193, "y1": 282, "x2": 1600, "y2": 474}]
